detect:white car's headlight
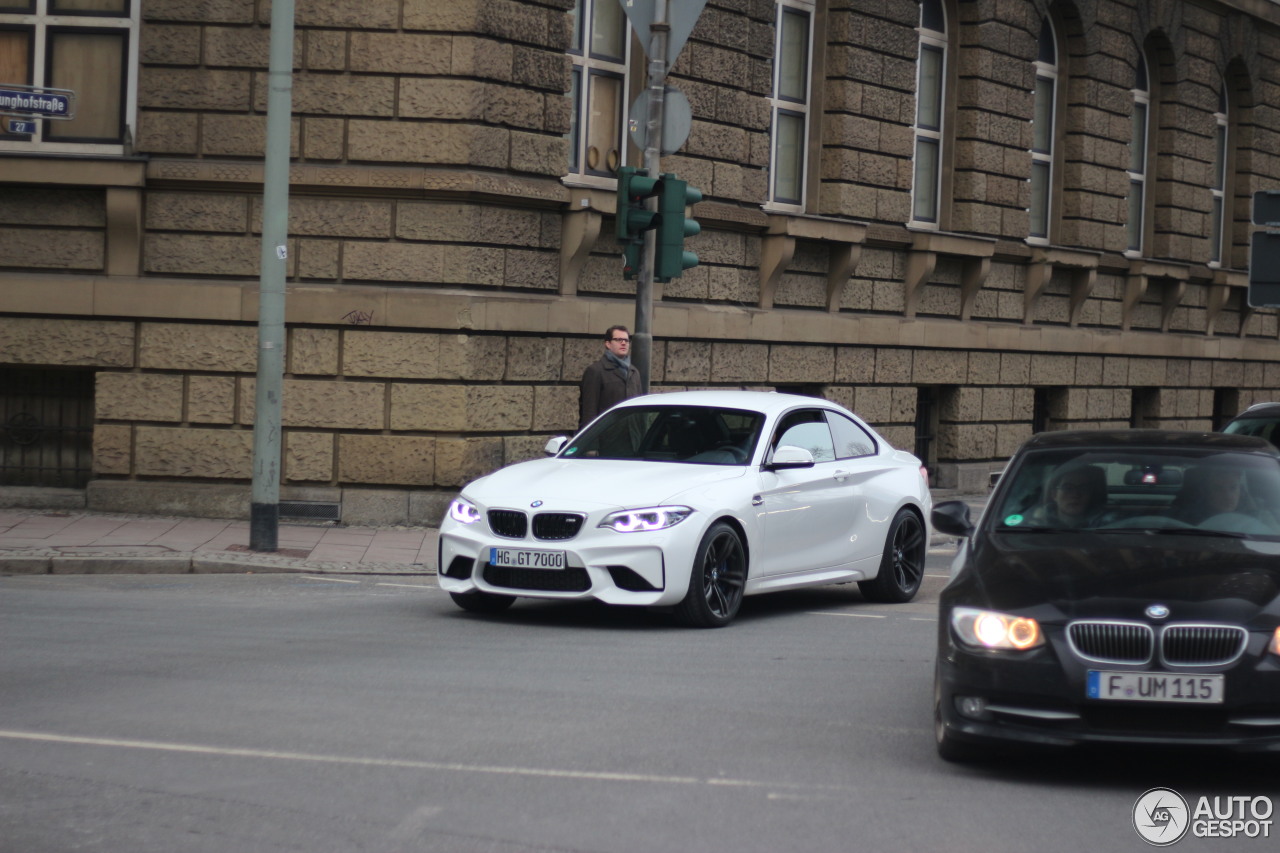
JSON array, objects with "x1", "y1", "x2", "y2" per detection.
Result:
[
  {"x1": 951, "y1": 606, "x2": 1044, "y2": 651},
  {"x1": 448, "y1": 497, "x2": 482, "y2": 525},
  {"x1": 598, "y1": 506, "x2": 694, "y2": 533}
]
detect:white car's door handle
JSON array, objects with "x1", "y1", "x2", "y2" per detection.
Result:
[
  {"x1": 751, "y1": 495, "x2": 764, "y2": 506},
  {"x1": 833, "y1": 469, "x2": 850, "y2": 481}
]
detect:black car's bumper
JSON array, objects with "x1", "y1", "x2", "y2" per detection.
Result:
[{"x1": 936, "y1": 642, "x2": 1280, "y2": 753}]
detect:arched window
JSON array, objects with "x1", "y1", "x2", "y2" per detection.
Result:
[
  {"x1": 1209, "y1": 86, "x2": 1229, "y2": 266},
  {"x1": 768, "y1": 0, "x2": 815, "y2": 208},
  {"x1": 911, "y1": 0, "x2": 947, "y2": 227},
  {"x1": 1126, "y1": 55, "x2": 1151, "y2": 256},
  {"x1": 567, "y1": 0, "x2": 629, "y2": 180},
  {"x1": 1029, "y1": 17, "x2": 1059, "y2": 243}
]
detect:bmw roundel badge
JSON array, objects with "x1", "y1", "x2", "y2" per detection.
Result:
[
  {"x1": 1145, "y1": 604, "x2": 1170, "y2": 619},
  {"x1": 531, "y1": 500, "x2": 543, "y2": 508}
]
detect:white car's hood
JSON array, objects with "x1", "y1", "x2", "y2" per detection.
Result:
[{"x1": 463, "y1": 458, "x2": 748, "y2": 512}]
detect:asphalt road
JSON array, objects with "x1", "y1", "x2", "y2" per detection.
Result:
[{"x1": 1, "y1": 549, "x2": 1276, "y2": 853}]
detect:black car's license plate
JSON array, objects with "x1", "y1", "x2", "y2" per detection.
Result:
[{"x1": 1087, "y1": 670, "x2": 1223, "y2": 704}]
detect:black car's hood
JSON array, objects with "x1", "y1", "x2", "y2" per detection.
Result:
[{"x1": 954, "y1": 531, "x2": 1280, "y2": 624}]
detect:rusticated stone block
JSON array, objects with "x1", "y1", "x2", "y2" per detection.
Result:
[
  {"x1": 534, "y1": 385, "x2": 578, "y2": 432},
  {"x1": 92, "y1": 425, "x2": 132, "y2": 475},
  {"x1": 144, "y1": 0, "x2": 253, "y2": 23},
  {"x1": 252, "y1": 196, "x2": 392, "y2": 239},
  {"x1": 134, "y1": 426, "x2": 252, "y2": 479},
  {"x1": 343, "y1": 241, "x2": 442, "y2": 283},
  {"x1": 940, "y1": 387, "x2": 983, "y2": 422},
  {"x1": 290, "y1": 0, "x2": 400, "y2": 28},
  {"x1": 135, "y1": 111, "x2": 198, "y2": 154},
  {"x1": 506, "y1": 337, "x2": 564, "y2": 381},
  {"x1": 338, "y1": 435, "x2": 434, "y2": 486},
  {"x1": 564, "y1": 338, "x2": 601, "y2": 380},
  {"x1": 240, "y1": 379, "x2": 385, "y2": 430},
  {"x1": 938, "y1": 423, "x2": 997, "y2": 460},
  {"x1": 711, "y1": 343, "x2": 768, "y2": 383},
  {"x1": 464, "y1": 386, "x2": 533, "y2": 431},
  {"x1": 297, "y1": 239, "x2": 340, "y2": 279},
  {"x1": 391, "y1": 385, "x2": 465, "y2": 431},
  {"x1": 504, "y1": 250, "x2": 558, "y2": 289},
  {"x1": 140, "y1": 324, "x2": 257, "y2": 372},
  {"x1": 397, "y1": 202, "x2": 551, "y2": 246},
  {"x1": 982, "y1": 387, "x2": 1014, "y2": 421},
  {"x1": 290, "y1": 328, "x2": 339, "y2": 375},
  {"x1": 875, "y1": 349, "x2": 913, "y2": 384},
  {"x1": 1029, "y1": 354, "x2": 1075, "y2": 385},
  {"x1": 441, "y1": 245, "x2": 504, "y2": 286},
  {"x1": 144, "y1": 234, "x2": 260, "y2": 277},
  {"x1": 349, "y1": 32, "x2": 451, "y2": 75},
  {"x1": 141, "y1": 24, "x2": 201, "y2": 64},
  {"x1": 504, "y1": 435, "x2": 548, "y2": 467},
  {"x1": 286, "y1": 432, "x2": 333, "y2": 483},
  {"x1": 0, "y1": 318, "x2": 133, "y2": 367},
  {"x1": 0, "y1": 227, "x2": 102, "y2": 270},
  {"x1": 302, "y1": 119, "x2": 345, "y2": 160},
  {"x1": 399, "y1": 79, "x2": 485, "y2": 121},
  {"x1": 1129, "y1": 358, "x2": 1167, "y2": 387},
  {"x1": 997, "y1": 423, "x2": 1033, "y2": 457},
  {"x1": 403, "y1": 0, "x2": 480, "y2": 30},
  {"x1": 139, "y1": 69, "x2": 250, "y2": 111},
  {"x1": 203, "y1": 25, "x2": 296, "y2": 67},
  {"x1": 890, "y1": 387, "x2": 917, "y2": 423},
  {"x1": 835, "y1": 347, "x2": 877, "y2": 383},
  {"x1": 188, "y1": 376, "x2": 236, "y2": 424},
  {"x1": 852, "y1": 386, "x2": 892, "y2": 423},
  {"x1": 345, "y1": 331, "x2": 442, "y2": 379},
  {"x1": 448, "y1": 36, "x2": 514, "y2": 80},
  {"x1": 255, "y1": 72, "x2": 395, "y2": 117},
  {"x1": 145, "y1": 192, "x2": 247, "y2": 233},
  {"x1": 96, "y1": 373, "x2": 184, "y2": 422},
  {"x1": 510, "y1": 131, "x2": 568, "y2": 175},
  {"x1": 438, "y1": 335, "x2": 507, "y2": 381},
  {"x1": 347, "y1": 121, "x2": 476, "y2": 164},
  {"x1": 770, "y1": 345, "x2": 834, "y2": 383},
  {"x1": 877, "y1": 425, "x2": 914, "y2": 451},
  {"x1": 0, "y1": 188, "x2": 102, "y2": 226},
  {"x1": 914, "y1": 349, "x2": 968, "y2": 384},
  {"x1": 435, "y1": 437, "x2": 504, "y2": 487},
  {"x1": 306, "y1": 30, "x2": 347, "y2": 71},
  {"x1": 203, "y1": 114, "x2": 300, "y2": 157},
  {"x1": 665, "y1": 341, "x2": 712, "y2": 383}
]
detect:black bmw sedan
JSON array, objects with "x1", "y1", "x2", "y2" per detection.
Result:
[{"x1": 931, "y1": 430, "x2": 1280, "y2": 761}]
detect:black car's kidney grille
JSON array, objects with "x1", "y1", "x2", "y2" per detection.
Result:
[
  {"x1": 1161, "y1": 625, "x2": 1247, "y2": 666},
  {"x1": 487, "y1": 510, "x2": 527, "y2": 539},
  {"x1": 1067, "y1": 622, "x2": 1154, "y2": 664},
  {"x1": 531, "y1": 512, "x2": 585, "y2": 541},
  {"x1": 483, "y1": 565, "x2": 590, "y2": 592}
]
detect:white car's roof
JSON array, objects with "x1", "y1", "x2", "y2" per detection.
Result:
[{"x1": 614, "y1": 389, "x2": 848, "y2": 418}]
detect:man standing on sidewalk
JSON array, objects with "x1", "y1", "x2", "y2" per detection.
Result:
[{"x1": 579, "y1": 325, "x2": 642, "y2": 431}]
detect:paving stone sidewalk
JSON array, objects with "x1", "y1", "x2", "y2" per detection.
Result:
[{"x1": 0, "y1": 490, "x2": 988, "y2": 576}]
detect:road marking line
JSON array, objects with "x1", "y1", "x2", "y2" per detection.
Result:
[
  {"x1": 807, "y1": 611, "x2": 886, "y2": 618},
  {"x1": 925, "y1": 573, "x2": 949, "y2": 579},
  {"x1": 302, "y1": 576, "x2": 360, "y2": 583},
  {"x1": 376, "y1": 582, "x2": 436, "y2": 589},
  {"x1": 0, "y1": 730, "x2": 854, "y2": 795},
  {"x1": 909, "y1": 617, "x2": 938, "y2": 622}
]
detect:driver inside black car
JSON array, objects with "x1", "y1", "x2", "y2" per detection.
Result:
[{"x1": 1027, "y1": 464, "x2": 1108, "y2": 528}]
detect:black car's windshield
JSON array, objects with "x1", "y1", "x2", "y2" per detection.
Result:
[
  {"x1": 564, "y1": 405, "x2": 765, "y2": 465},
  {"x1": 991, "y1": 446, "x2": 1280, "y2": 539}
]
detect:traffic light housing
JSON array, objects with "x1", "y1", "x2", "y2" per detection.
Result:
[
  {"x1": 616, "y1": 166, "x2": 659, "y2": 279},
  {"x1": 654, "y1": 174, "x2": 702, "y2": 282}
]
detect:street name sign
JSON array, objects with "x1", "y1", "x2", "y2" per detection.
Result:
[{"x1": 0, "y1": 85, "x2": 75, "y2": 120}]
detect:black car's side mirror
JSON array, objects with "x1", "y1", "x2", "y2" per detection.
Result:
[{"x1": 932, "y1": 500, "x2": 975, "y2": 538}]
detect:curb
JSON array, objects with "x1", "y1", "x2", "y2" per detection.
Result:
[{"x1": 1, "y1": 555, "x2": 435, "y2": 577}]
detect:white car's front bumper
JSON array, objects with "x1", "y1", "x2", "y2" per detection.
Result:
[{"x1": 438, "y1": 516, "x2": 706, "y2": 607}]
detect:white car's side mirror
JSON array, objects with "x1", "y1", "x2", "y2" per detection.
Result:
[
  {"x1": 544, "y1": 436, "x2": 568, "y2": 456},
  {"x1": 765, "y1": 445, "x2": 815, "y2": 470}
]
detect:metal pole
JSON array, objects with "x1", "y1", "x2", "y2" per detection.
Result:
[
  {"x1": 633, "y1": 0, "x2": 669, "y2": 395},
  {"x1": 249, "y1": 0, "x2": 295, "y2": 552}
]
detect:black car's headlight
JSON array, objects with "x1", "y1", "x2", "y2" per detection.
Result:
[
  {"x1": 951, "y1": 606, "x2": 1044, "y2": 651},
  {"x1": 448, "y1": 497, "x2": 482, "y2": 525},
  {"x1": 598, "y1": 506, "x2": 693, "y2": 533},
  {"x1": 1271, "y1": 628, "x2": 1280, "y2": 657}
]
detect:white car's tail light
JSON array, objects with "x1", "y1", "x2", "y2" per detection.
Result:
[
  {"x1": 598, "y1": 506, "x2": 693, "y2": 533},
  {"x1": 952, "y1": 607, "x2": 1044, "y2": 651},
  {"x1": 920, "y1": 465, "x2": 930, "y2": 489},
  {"x1": 448, "y1": 497, "x2": 482, "y2": 524}
]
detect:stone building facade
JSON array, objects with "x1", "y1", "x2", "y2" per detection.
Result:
[{"x1": 1, "y1": 0, "x2": 1279, "y2": 524}]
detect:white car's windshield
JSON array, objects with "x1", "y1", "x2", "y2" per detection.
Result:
[
  {"x1": 993, "y1": 447, "x2": 1280, "y2": 539},
  {"x1": 564, "y1": 406, "x2": 765, "y2": 465}
]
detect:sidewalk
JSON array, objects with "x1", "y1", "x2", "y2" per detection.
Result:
[{"x1": 0, "y1": 490, "x2": 989, "y2": 576}]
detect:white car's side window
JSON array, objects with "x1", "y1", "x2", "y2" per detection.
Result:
[
  {"x1": 774, "y1": 413, "x2": 836, "y2": 462},
  {"x1": 826, "y1": 412, "x2": 877, "y2": 459}
]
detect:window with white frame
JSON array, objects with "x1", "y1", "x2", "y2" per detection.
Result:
[
  {"x1": 911, "y1": 0, "x2": 947, "y2": 226},
  {"x1": 1209, "y1": 87, "x2": 1228, "y2": 267},
  {"x1": 767, "y1": 0, "x2": 813, "y2": 208},
  {"x1": 1029, "y1": 17, "x2": 1058, "y2": 243},
  {"x1": 1126, "y1": 55, "x2": 1150, "y2": 255},
  {"x1": 567, "y1": 0, "x2": 629, "y2": 181},
  {"x1": 0, "y1": 0, "x2": 138, "y2": 154}
]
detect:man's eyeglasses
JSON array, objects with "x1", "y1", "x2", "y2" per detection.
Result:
[{"x1": 610, "y1": 337, "x2": 630, "y2": 343}]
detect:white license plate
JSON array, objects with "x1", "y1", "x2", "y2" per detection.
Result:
[
  {"x1": 1087, "y1": 671, "x2": 1224, "y2": 704},
  {"x1": 488, "y1": 547, "x2": 566, "y2": 570}
]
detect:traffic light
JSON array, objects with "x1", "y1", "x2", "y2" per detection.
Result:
[
  {"x1": 616, "y1": 166, "x2": 659, "y2": 279},
  {"x1": 654, "y1": 174, "x2": 702, "y2": 282}
]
